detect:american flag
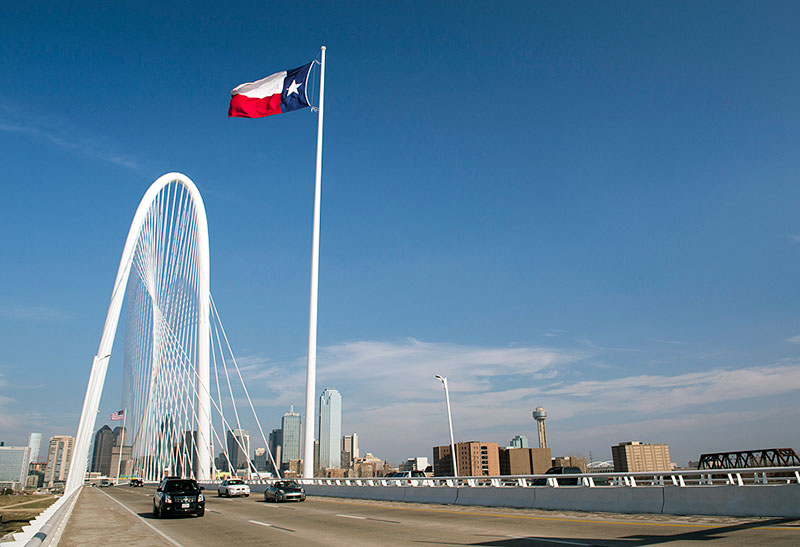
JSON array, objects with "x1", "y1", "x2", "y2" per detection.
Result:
[{"x1": 110, "y1": 409, "x2": 125, "y2": 421}]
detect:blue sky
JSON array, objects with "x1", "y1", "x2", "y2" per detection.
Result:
[{"x1": 2, "y1": 1, "x2": 800, "y2": 466}]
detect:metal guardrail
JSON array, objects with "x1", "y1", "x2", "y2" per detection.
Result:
[
  {"x1": 262, "y1": 466, "x2": 800, "y2": 488},
  {"x1": 0, "y1": 487, "x2": 81, "y2": 547}
]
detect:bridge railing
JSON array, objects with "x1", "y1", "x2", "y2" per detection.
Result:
[{"x1": 277, "y1": 466, "x2": 800, "y2": 488}]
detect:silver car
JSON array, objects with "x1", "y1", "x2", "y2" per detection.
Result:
[
  {"x1": 264, "y1": 480, "x2": 306, "y2": 502},
  {"x1": 217, "y1": 478, "x2": 251, "y2": 497}
]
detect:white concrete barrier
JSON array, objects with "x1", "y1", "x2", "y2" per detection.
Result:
[
  {"x1": 455, "y1": 487, "x2": 535, "y2": 509},
  {"x1": 301, "y1": 483, "x2": 800, "y2": 518},
  {"x1": 533, "y1": 486, "x2": 664, "y2": 514},
  {"x1": 662, "y1": 485, "x2": 800, "y2": 518}
]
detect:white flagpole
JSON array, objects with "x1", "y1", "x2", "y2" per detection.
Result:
[
  {"x1": 303, "y1": 45, "x2": 326, "y2": 479},
  {"x1": 115, "y1": 410, "x2": 126, "y2": 484}
]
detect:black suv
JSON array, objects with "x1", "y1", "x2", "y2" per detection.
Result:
[
  {"x1": 153, "y1": 477, "x2": 205, "y2": 517},
  {"x1": 532, "y1": 466, "x2": 582, "y2": 486}
]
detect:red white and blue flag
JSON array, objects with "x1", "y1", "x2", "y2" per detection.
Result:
[
  {"x1": 228, "y1": 62, "x2": 313, "y2": 118},
  {"x1": 110, "y1": 409, "x2": 124, "y2": 421}
]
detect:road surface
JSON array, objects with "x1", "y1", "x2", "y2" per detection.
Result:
[{"x1": 59, "y1": 485, "x2": 799, "y2": 546}]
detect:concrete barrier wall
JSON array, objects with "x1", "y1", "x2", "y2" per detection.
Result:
[
  {"x1": 662, "y1": 485, "x2": 800, "y2": 518},
  {"x1": 301, "y1": 484, "x2": 800, "y2": 518}
]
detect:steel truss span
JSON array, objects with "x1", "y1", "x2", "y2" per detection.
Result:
[{"x1": 66, "y1": 173, "x2": 211, "y2": 492}]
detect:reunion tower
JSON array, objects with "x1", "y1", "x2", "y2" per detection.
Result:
[{"x1": 532, "y1": 406, "x2": 548, "y2": 448}]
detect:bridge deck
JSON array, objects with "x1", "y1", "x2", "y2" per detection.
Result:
[{"x1": 59, "y1": 485, "x2": 799, "y2": 546}]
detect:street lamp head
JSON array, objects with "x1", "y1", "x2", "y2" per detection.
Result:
[{"x1": 435, "y1": 375, "x2": 444, "y2": 380}]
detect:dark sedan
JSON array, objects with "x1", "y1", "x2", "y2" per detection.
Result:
[
  {"x1": 153, "y1": 477, "x2": 205, "y2": 517},
  {"x1": 264, "y1": 480, "x2": 306, "y2": 502}
]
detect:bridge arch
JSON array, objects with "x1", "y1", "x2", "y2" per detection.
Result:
[{"x1": 66, "y1": 172, "x2": 211, "y2": 492}]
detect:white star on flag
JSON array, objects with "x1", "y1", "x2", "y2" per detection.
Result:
[{"x1": 286, "y1": 79, "x2": 302, "y2": 97}]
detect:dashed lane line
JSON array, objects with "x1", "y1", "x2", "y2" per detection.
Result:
[{"x1": 248, "y1": 519, "x2": 294, "y2": 532}]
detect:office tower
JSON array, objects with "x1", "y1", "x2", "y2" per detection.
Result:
[
  {"x1": 254, "y1": 447, "x2": 267, "y2": 472},
  {"x1": 45, "y1": 435, "x2": 74, "y2": 486},
  {"x1": 433, "y1": 441, "x2": 500, "y2": 477},
  {"x1": 532, "y1": 407, "x2": 548, "y2": 448},
  {"x1": 612, "y1": 441, "x2": 671, "y2": 472},
  {"x1": 0, "y1": 446, "x2": 31, "y2": 491},
  {"x1": 510, "y1": 435, "x2": 529, "y2": 449},
  {"x1": 91, "y1": 425, "x2": 114, "y2": 476},
  {"x1": 318, "y1": 388, "x2": 342, "y2": 470},
  {"x1": 27, "y1": 433, "x2": 42, "y2": 465},
  {"x1": 281, "y1": 405, "x2": 302, "y2": 464},
  {"x1": 268, "y1": 428, "x2": 282, "y2": 473},
  {"x1": 342, "y1": 433, "x2": 359, "y2": 468},
  {"x1": 227, "y1": 429, "x2": 250, "y2": 473}
]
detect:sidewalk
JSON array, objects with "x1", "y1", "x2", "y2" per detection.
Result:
[{"x1": 59, "y1": 488, "x2": 171, "y2": 546}]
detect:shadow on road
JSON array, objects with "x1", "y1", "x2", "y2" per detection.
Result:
[{"x1": 430, "y1": 517, "x2": 800, "y2": 546}]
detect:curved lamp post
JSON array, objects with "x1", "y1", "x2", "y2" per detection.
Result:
[{"x1": 435, "y1": 375, "x2": 458, "y2": 478}]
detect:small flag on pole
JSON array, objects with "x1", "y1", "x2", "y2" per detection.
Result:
[
  {"x1": 110, "y1": 409, "x2": 124, "y2": 421},
  {"x1": 228, "y1": 62, "x2": 314, "y2": 118}
]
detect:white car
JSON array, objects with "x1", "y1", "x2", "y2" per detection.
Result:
[{"x1": 217, "y1": 478, "x2": 250, "y2": 497}]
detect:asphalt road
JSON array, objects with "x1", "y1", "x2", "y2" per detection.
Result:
[{"x1": 60, "y1": 486, "x2": 800, "y2": 546}]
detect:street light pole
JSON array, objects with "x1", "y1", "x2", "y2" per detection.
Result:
[{"x1": 435, "y1": 375, "x2": 458, "y2": 478}]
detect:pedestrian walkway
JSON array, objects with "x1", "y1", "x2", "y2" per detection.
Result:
[{"x1": 60, "y1": 488, "x2": 171, "y2": 546}]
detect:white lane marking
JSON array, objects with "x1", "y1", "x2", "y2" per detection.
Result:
[
  {"x1": 336, "y1": 514, "x2": 366, "y2": 519},
  {"x1": 249, "y1": 520, "x2": 272, "y2": 527},
  {"x1": 507, "y1": 536, "x2": 592, "y2": 546},
  {"x1": 96, "y1": 488, "x2": 185, "y2": 547}
]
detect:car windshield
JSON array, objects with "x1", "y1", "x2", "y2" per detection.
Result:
[
  {"x1": 164, "y1": 480, "x2": 198, "y2": 492},
  {"x1": 275, "y1": 481, "x2": 299, "y2": 489},
  {"x1": 227, "y1": 479, "x2": 244, "y2": 485}
]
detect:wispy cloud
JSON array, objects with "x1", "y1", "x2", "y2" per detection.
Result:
[
  {"x1": 789, "y1": 234, "x2": 800, "y2": 243},
  {"x1": 0, "y1": 99, "x2": 142, "y2": 172},
  {"x1": 0, "y1": 305, "x2": 70, "y2": 322},
  {"x1": 210, "y1": 339, "x2": 800, "y2": 463},
  {"x1": 786, "y1": 335, "x2": 800, "y2": 343}
]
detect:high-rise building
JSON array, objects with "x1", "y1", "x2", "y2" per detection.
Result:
[
  {"x1": 281, "y1": 405, "x2": 302, "y2": 465},
  {"x1": 0, "y1": 446, "x2": 31, "y2": 491},
  {"x1": 45, "y1": 435, "x2": 74, "y2": 487},
  {"x1": 27, "y1": 433, "x2": 42, "y2": 465},
  {"x1": 227, "y1": 429, "x2": 250, "y2": 473},
  {"x1": 268, "y1": 428, "x2": 282, "y2": 473},
  {"x1": 91, "y1": 425, "x2": 114, "y2": 476},
  {"x1": 318, "y1": 388, "x2": 342, "y2": 470},
  {"x1": 254, "y1": 447, "x2": 268, "y2": 472},
  {"x1": 611, "y1": 441, "x2": 671, "y2": 472},
  {"x1": 433, "y1": 441, "x2": 500, "y2": 477},
  {"x1": 342, "y1": 433, "x2": 359, "y2": 468},
  {"x1": 510, "y1": 435, "x2": 529, "y2": 449}
]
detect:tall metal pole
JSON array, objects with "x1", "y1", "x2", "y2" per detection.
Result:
[
  {"x1": 435, "y1": 375, "x2": 458, "y2": 478},
  {"x1": 114, "y1": 409, "x2": 126, "y2": 484},
  {"x1": 303, "y1": 45, "x2": 326, "y2": 479}
]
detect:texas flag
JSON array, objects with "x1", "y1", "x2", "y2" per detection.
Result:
[{"x1": 228, "y1": 62, "x2": 313, "y2": 118}]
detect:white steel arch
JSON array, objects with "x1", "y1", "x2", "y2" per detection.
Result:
[{"x1": 66, "y1": 173, "x2": 210, "y2": 493}]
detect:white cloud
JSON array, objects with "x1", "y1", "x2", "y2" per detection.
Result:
[
  {"x1": 0, "y1": 101, "x2": 142, "y2": 172},
  {"x1": 187, "y1": 339, "x2": 800, "y2": 464},
  {"x1": 0, "y1": 305, "x2": 70, "y2": 322},
  {"x1": 785, "y1": 335, "x2": 800, "y2": 343}
]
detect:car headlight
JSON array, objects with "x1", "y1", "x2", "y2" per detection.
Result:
[
  {"x1": 278, "y1": 489, "x2": 284, "y2": 494},
  {"x1": 197, "y1": 493, "x2": 204, "y2": 502},
  {"x1": 164, "y1": 495, "x2": 173, "y2": 504}
]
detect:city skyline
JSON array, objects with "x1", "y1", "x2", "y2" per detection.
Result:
[{"x1": 2, "y1": 2, "x2": 800, "y2": 466}]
